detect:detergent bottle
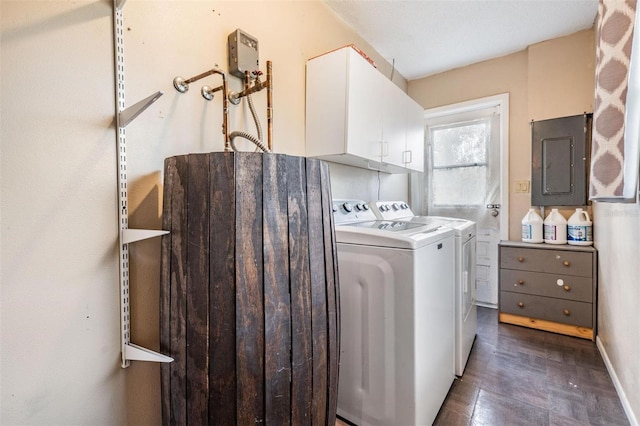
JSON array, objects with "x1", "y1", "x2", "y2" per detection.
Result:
[
  {"x1": 521, "y1": 208, "x2": 543, "y2": 243},
  {"x1": 543, "y1": 208, "x2": 567, "y2": 244},
  {"x1": 567, "y1": 208, "x2": 593, "y2": 246}
]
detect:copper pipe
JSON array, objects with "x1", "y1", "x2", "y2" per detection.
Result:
[
  {"x1": 218, "y1": 71, "x2": 230, "y2": 152},
  {"x1": 174, "y1": 67, "x2": 230, "y2": 151},
  {"x1": 230, "y1": 73, "x2": 269, "y2": 102},
  {"x1": 244, "y1": 70, "x2": 251, "y2": 93},
  {"x1": 183, "y1": 68, "x2": 218, "y2": 85},
  {"x1": 266, "y1": 61, "x2": 273, "y2": 151}
]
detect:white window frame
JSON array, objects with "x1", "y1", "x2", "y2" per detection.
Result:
[{"x1": 410, "y1": 93, "x2": 509, "y2": 241}]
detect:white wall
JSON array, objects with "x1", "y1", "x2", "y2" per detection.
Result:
[
  {"x1": 0, "y1": 1, "x2": 409, "y2": 424},
  {"x1": 593, "y1": 202, "x2": 640, "y2": 423}
]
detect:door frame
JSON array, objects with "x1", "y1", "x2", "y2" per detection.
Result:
[{"x1": 419, "y1": 93, "x2": 509, "y2": 242}]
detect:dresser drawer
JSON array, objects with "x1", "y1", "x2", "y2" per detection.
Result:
[
  {"x1": 500, "y1": 291, "x2": 592, "y2": 328},
  {"x1": 499, "y1": 269, "x2": 592, "y2": 302},
  {"x1": 500, "y1": 246, "x2": 592, "y2": 277}
]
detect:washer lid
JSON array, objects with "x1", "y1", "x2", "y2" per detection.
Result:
[
  {"x1": 408, "y1": 216, "x2": 476, "y2": 236},
  {"x1": 345, "y1": 219, "x2": 426, "y2": 232},
  {"x1": 335, "y1": 222, "x2": 454, "y2": 249}
]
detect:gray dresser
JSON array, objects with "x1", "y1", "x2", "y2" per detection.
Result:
[{"x1": 498, "y1": 240, "x2": 597, "y2": 341}]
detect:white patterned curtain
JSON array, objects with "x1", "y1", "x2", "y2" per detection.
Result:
[{"x1": 590, "y1": 0, "x2": 639, "y2": 202}]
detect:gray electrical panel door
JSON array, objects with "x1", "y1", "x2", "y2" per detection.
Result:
[{"x1": 531, "y1": 114, "x2": 592, "y2": 206}]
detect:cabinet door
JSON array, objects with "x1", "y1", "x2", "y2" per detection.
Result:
[
  {"x1": 305, "y1": 48, "x2": 349, "y2": 158},
  {"x1": 381, "y1": 83, "x2": 407, "y2": 168},
  {"x1": 346, "y1": 49, "x2": 384, "y2": 162},
  {"x1": 405, "y1": 97, "x2": 425, "y2": 172}
]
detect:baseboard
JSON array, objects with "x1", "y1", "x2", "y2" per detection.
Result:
[{"x1": 596, "y1": 336, "x2": 639, "y2": 426}]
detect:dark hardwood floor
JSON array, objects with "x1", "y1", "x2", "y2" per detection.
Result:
[{"x1": 434, "y1": 306, "x2": 629, "y2": 425}]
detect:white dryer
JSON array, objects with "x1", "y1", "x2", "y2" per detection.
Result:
[
  {"x1": 333, "y1": 200, "x2": 455, "y2": 426},
  {"x1": 370, "y1": 201, "x2": 477, "y2": 377}
]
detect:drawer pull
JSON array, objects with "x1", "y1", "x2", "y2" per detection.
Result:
[
  {"x1": 518, "y1": 279, "x2": 524, "y2": 285},
  {"x1": 563, "y1": 260, "x2": 570, "y2": 267},
  {"x1": 563, "y1": 285, "x2": 571, "y2": 292},
  {"x1": 518, "y1": 302, "x2": 524, "y2": 308},
  {"x1": 563, "y1": 309, "x2": 570, "y2": 316},
  {"x1": 518, "y1": 256, "x2": 525, "y2": 262}
]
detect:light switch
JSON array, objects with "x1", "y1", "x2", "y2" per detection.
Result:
[{"x1": 515, "y1": 180, "x2": 530, "y2": 193}]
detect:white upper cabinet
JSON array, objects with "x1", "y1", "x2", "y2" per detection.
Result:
[{"x1": 305, "y1": 46, "x2": 424, "y2": 173}]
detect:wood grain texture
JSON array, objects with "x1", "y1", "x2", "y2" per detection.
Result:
[
  {"x1": 263, "y1": 154, "x2": 292, "y2": 425},
  {"x1": 306, "y1": 159, "x2": 328, "y2": 426},
  {"x1": 209, "y1": 152, "x2": 237, "y2": 425},
  {"x1": 161, "y1": 152, "x2": 339, "y2": 425},
  {"x1": 160, "y1": 156, "x2": 175, "y2": 426},
  {"x1": 235, "y1": 153, "x2": 265, "y2": 425},
  {"x1": 287, "y1": 155, "x2": 313, "y2": 425},
  {"x1": 499, "y1": 312, "x2": 594, "y2": 340},
  {"x1": 320, "y1": 161, "x2": 339, "y2": 424},
  {"x1": 169, "y1": 155, "x2": 189, "y2": 425},
  {"x1": 186, "y1": 153, "x2": 210, "y2": 424}
]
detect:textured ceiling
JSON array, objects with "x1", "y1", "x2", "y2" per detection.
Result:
[{"x1": 325, "y1": 0, "x2": 599, "y2": 80}]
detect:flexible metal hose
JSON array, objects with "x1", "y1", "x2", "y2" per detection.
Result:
[
  {"x1": 229, "y1": 130, "x2": 270, "y2": 153},
  {"x1": 247, "y1": 93, "x2": 263, "y2": 144}
]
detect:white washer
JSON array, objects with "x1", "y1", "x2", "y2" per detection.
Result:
[
  {"x1": 370, "y1": 201, "x2": 477, "y2": 377},
  {"x1": 333, "y1": 199, "x2": 455, "y2": 426}
]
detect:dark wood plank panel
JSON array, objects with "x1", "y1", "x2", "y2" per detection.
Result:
[
  {"x1": 186, "y1": 153, "x2": 210, "y2": 424},
  {"x1": 319, "y1": 161, "x2": 339, "y2": 423},
  {"x1": 161, "y1": 152, "x2": 339, "y2": 426},
  {"x1": 160, "y1": 156, "x2": 175, "y2": 426},
  {"x1": 263, "y1": 154, "x2": 292, "y2": 425},
  {"x1": 325, "y1": 163, "x2": 341, "y2": 405},
  {"x1": 235, "y1": 153, "x2": 265, "y2": 425},
  {"x1": 209, "y1": 152, "x2": 237, "y2": 425},
  {"x1": 306, "y1": 159, "x2": 328, "y2": 426},
  {"x1": 169, "y1": 154, "x2": 189, "y2": 425},
  {"x1": 286, "y1": 155, "x2": 313, "y2": 425}
]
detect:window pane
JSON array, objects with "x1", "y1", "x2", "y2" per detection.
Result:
[
  {"x1": 432, "y1": 166, "x2": 486, "y2": 206},
  {"x1": 431, "y1": 120, "x2": 488, "y2": 167}
]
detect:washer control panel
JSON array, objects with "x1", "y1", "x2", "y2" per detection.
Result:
[
  {"x1": 333, "y1": 199, "x2": 377, "y2": 224},
  {"x1": 369, "y1": 200, "x2": 414, "y2": 220}
]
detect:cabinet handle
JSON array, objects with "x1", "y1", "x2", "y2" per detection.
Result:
[
  {"x1": 403, "y1": 150, "x2": 412, "y2": 164},
  {"x1": 381, "y1": 141, "x2": 389, "y2": 157},
  {"x1": 563, "y1": 260, "x2": 570, "y2": 267},
  {"x1": 563, "y1": 285, "x2": 571, "y2": 292},
  {"x1": 518, "y1": 302, "x2": 524, "y2": 308},
  {"x1": 517, "y1": 256, "x2": 524, "y2": 262},
  {"x1": 563, "y1": 309, "x2": 570, "y2": 316},
  {"x1": 518, "y1": 279, "x2": 524, "y2": 285}
]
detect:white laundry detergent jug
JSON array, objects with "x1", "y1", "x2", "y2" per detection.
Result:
[
  {"x1": 568, "y1": 208, "x2": 593, "y2": 246},
  {"x1": 521, "y1": 208, "x2": 543, "y2": 243},
  {"x1": 543, "y1": 208, "x2": 567, "y2": 244}
]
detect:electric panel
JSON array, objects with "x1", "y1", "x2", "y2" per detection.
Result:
[
  {"x1": 531, "y1": 114, "x2": 592, "y2": 206},
  {"x1": 228, "y1": 29, "x2": 259, "y2": 79}
]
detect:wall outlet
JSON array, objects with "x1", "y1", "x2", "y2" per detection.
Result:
[{"x1": 515, "y1": 180, "x2": 530, "y2": 193}]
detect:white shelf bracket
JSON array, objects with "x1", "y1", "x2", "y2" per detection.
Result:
[
  {"x1": 119, "y1": 91, "x2": 163, "y2": 127},
  {"x1": 125, "y1": 343, "x2": 174, "y2": 363},
  {"x1": 122, "y1": 228, "x2": 169, "y2": 244}
]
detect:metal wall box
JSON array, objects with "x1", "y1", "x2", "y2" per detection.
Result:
[{"x1": 531, "y1": 114, "x2": 592, "y2": 206}]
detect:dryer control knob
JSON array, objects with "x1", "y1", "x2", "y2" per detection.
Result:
[
  {"x1": 355, "y1": 203, "x2": 364, "y2": 211},
  {"x1": 362, "y1": 203, "x2": 369, "y2": 210},
  {"x1": 401, "y1": 203, "x2": 409, "y2": 209},
  {"x1": 342, "y1": 202, "x2": 353, "y2": 213},
  {"x1": 332, "y1": 204, "x2": 338, "y2": 213},
  {"x1": 392, "y1": 203, "x2": 400, "y2": 211}
]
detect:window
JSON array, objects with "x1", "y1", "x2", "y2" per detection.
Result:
[{"x1": 430, "y1": 118, "x2": 490, "y2": 206}]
